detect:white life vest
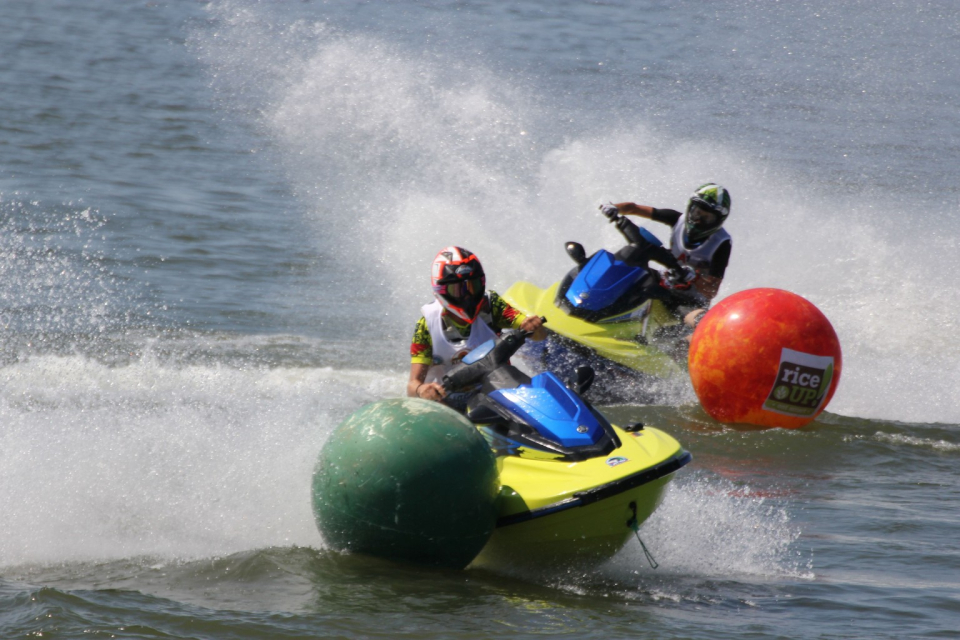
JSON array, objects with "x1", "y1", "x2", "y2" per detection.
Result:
[
  {"x1": 669, "y1": 212, "x2": 732, "y2": 273},
  {"x1": 421, "y1": 299, "x2": 499, "y2": 383}
]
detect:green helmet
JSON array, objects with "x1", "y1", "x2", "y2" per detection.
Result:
[{"x1": 685, "y1": 183, "x2": 731, "y2": 244}]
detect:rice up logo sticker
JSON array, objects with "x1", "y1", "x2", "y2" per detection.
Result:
[{"x1": 763, "y1": 348, "x2": 835, "y2": 417}]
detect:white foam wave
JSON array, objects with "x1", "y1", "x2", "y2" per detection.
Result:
[
  {"x1": 610, "y1": 472, "x2": 812, "y2": 580},
  {"x1": 0, "y1": 354, "x2": 404, "y2": 567},
  {"x1": 872, "y1": 431, "x2": 960, "y2": 453}
]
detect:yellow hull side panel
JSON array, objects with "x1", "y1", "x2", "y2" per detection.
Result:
[
  {"x1": 476, "y1": 475, "x2": 672, "y2": 565},
  {"x1": 473, "y1": 425, "x2": 685, "y2": 565},
  {"x1": 503, "y1": 281, "x2": 685, "y2": 378}
]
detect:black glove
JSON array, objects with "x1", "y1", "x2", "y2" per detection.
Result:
[{"x1": 664, "y1": 265, "x2": 696, "y2": 289}]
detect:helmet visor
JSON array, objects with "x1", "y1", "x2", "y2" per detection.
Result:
[
  {"x1": 688, "y1": 203, "x2": 720, "y2": 229},
  {"x1": 444, "y1": 276, "x2": 485, "y2": 301}
]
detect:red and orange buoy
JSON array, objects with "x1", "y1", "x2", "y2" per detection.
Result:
[{"x1": 689, "y1": 288, "x2": 842, "y2": 428}]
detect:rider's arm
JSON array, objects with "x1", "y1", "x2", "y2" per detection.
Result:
[
  {"x1": 408, "y1": 318, "x2": 445, "y2": 401},
  {"x1": 519, "y1": 315, "x2": 546, "y2": 341},
  {"x1": 407, "y1": 362, "x2": 428, "y2": 397},
  {"x1": 407, "y1": 362, "x2": 445, "y2": 401},
  {"x1": 708, "y1": 240, "x2": 731, "y2": 278},
  {"x1": 489, "y1": 291, "x2": 546, "y2": 341},
  {"x1": 614, "y1": 203, "x2": 682, "y2": 227},
  {"x1": 410, "y1": 316, "x2": 433, "y2": 366}
]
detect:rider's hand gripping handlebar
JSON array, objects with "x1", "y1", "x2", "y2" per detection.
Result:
[
  {"x1": 599, "y1": 203, "x2": 620, "y2": 221},
  {"x1": 664, "y1": 265, "x2": 696, "y2": 289}
]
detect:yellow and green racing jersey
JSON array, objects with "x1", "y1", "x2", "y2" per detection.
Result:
[{"x1": 410, "y1": 291, "x2": 527, "y2": 365}]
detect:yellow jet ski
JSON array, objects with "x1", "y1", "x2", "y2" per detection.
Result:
[
  {"x1": 440, "y1": 327, "x2": 691, "y2": 566},
  {"x1": 503, "y1": 215, "x2": 706, "y2": 403}
]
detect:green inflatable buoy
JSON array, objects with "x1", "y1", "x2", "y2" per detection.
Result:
[{"x1": 312, "y1": 398, "x2": 499, "y2": 569}]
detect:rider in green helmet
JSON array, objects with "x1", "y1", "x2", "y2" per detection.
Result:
[{"x1": 601, "y1": 183, "x2": 732, "y2": 303}]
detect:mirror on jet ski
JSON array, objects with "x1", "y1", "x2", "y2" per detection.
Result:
[
  {"x1": 442, "y1": 331, "x2": 526, "y2": 393},
  {"x1": 462, "y1": 338, "x2": 497, "y2": 365},
  {"x1": 565, "y1": 241, "x2": 587, "y2": 266},
  {"x1": 569, "y1": 365, "x2": 595, "y2": 395}
]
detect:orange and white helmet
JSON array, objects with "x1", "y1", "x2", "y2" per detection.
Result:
[{"x1": 431, "y1": 246, "x2": 486, "y2": 324}]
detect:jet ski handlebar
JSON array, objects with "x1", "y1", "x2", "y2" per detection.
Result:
[
  {"x1": 585, "y1": 205, "x2": 691, "y2": 283},
  {"x1": 441, "y1": 317, "x2": 546, "y2": 392}
]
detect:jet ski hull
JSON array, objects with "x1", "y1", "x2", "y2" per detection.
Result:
[{"x1": 473, "y1": 423, "x2": 690, "y2": 566}]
